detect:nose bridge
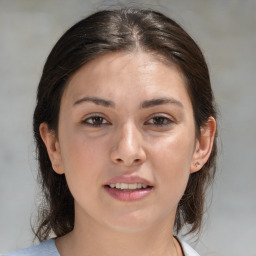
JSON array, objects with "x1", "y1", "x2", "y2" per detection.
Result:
[
  {"x1": 111, "y1": 119, "x2": 146, "y2": 166},
  {"x1": 119, "y1": 120, "x2": 141, "y2": 153}
]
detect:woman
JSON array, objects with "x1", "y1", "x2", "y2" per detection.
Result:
[{"x1": 5, "y1": 8, "x2": 217, "y2": 256}]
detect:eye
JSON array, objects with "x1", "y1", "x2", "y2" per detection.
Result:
[
  {"x1": 145, "y1": 115, "x2": 173, "y2": 127},
  {"x1": 82, "y1": 115, "x2": 110, "y2": 127}
]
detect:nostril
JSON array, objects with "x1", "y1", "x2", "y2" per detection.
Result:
[{"x1": 115, "y1": 158, "x2": 141, "y2": 165}]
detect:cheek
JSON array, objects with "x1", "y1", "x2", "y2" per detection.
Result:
[
  {"x1": 59, "y1": 128, "x2": 109, "y2": 190},
  {"x1": 151, "y1": 130, "x2": 195, "y2": 166},
  {"x1": 149, "y1": 131, "x2": 195, "y2": 194}
]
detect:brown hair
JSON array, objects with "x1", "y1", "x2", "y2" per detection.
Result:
[{"x1": 33, "y1": 8, "x2": 217, "y2": 241}]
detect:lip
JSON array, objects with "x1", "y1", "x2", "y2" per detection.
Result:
[
  {"x1": 103, "y1": 175, "x2": 153, "y2": 187},
  {"x1": 103, "y1": 175, "x2": 153, "y2": 202}
]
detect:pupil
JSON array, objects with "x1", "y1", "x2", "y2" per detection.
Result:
[
  {"x1": 93, "y1": 117, "x2": 102, "y2": 124},
  {"x1": 155, "y1": 117, "x2": 164, "y2": 124}
]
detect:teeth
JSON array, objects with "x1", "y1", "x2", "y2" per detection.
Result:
[
  {"x1": 108, "y1": 183, "x2": 149, "y2": 190},
  {"x1": 128, "y1": 184, "x2": 136, "y2": 189}
]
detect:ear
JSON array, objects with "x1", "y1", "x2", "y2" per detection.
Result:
[
  {"x1": 39, "y1": 123, "x2": 64, "y2": 175},
  {"x1": 190, "y1": 116, "x2": 216, "y2": 173}
]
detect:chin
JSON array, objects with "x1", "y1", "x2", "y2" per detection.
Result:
[{"x1": 103, "y1": 210, "x2": 160, "y2": 233}]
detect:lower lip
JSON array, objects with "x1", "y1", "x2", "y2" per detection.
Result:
[{"x1": 104, "y1": 186, "x2": 153, "y2": 201}]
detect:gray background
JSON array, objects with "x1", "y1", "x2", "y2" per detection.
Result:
[{"x1": 0, "y1": 0, "x2": 255, "y2": 255}]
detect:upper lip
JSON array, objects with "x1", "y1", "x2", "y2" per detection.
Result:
[{"x1": 104, "y1": 175, "x2": 153, "y2": 187}]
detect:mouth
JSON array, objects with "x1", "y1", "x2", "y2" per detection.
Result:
[
  {"x1": 103, "y1": 177, "x2": 154, "y2": 201},
  {"x1": 106, "y1": 183, "x2": 152, "y2": 190}
]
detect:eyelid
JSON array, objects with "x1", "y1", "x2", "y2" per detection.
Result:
[
  {"x1": 144, "y1": 113, "x2": 174, "y2": 126},
  {"x1": 81, "y1": 113, "x2": 111, "y2": 126}
]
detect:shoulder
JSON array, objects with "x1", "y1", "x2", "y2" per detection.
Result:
[
  {"x1": 3, "y1": 239, "x2": 60, "y2": 256},
  {"x1": 179, "y1": 239, "x2": 200, "y2": 256}
]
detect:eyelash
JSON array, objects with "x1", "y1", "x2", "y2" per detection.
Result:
[
  {"x1": 81, "y1": 114, "x2": 173, "y2": 128},
  {"x1": 81, "y1": 115, "x2": 111, "y2": 127},
  {"x1": 144, "y1": 115, "x2": 174, "y2": 127}
]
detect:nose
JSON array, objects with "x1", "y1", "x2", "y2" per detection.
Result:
[{"x1": 110, "y1": 122, "x2": 146, "y2": 167}]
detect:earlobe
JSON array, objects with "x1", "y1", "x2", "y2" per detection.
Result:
[
  {"x1": 190, "y1": 116, "x2": 216, "y2": 173},
  {"x1": 39, "y1": 123, "x2": 64, "y2": 175}
]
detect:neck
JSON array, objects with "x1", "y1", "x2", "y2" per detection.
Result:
[{"x1": 55, "y1": 207, "x2": 182, "y2": 256}]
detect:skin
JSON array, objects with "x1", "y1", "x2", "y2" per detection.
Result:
[{"x1": 40, "y1": 51, "x2": 216, "y2": 256}]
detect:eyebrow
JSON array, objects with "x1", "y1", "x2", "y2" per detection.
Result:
[
  {"x1": 73, "y1": 96, "x2": 183, "y2": 109},
  {"x1": 140, "y1": 98, "x2": 184, "y2": 108},
  {"x1": 74, "y1": 97, "x2": 115, "y2": 107}
]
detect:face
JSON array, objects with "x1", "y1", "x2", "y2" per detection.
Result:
[{"x1": 42, "y1": 51, "x2": 209, "y2": 233}]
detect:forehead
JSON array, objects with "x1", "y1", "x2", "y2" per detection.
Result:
[{"x1": 62, "y1": 51, "x2": 191, "y2": 108}]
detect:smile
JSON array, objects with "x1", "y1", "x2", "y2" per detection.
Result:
[
  {"x1": 103, "y1": 175, "x2": 154, "y2": 201},
  {"x1": 108, "y1": 183, "x2": 149, "y2": 189}
]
